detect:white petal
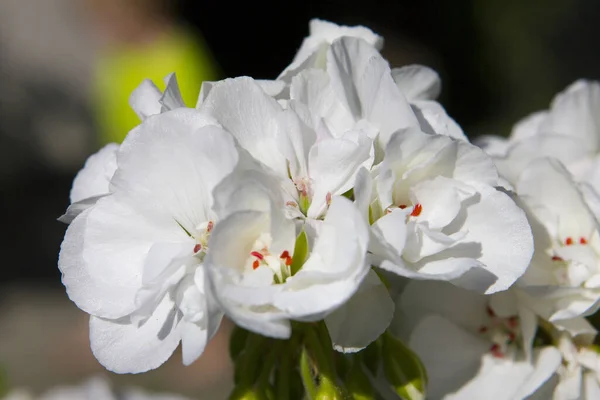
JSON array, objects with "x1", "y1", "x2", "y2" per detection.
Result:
[
  {"x1": 159, "y1": 73, "x2": 185, "y2": 111},
  {"x1": 455, "y1": 187, "x2": 534, "y2": 294},
  {"x1": 307, "y1": 130, "x2": 373, "y2": 218},
  {"x1": 584, "y1": 371, "x2": 600, "y2": 399},
  {"x1": 510, "y1": 111, "x2": 548, "y2": 141},
  {"x1": 89, "y1": 294, "x2": 183, "y2": 373},
  {"x1": 391, "y1": 65, "x2": 441, "y2": 101},
  {"x1": 199, "y1": 77, "x2": 288, "y2": 175},
  {"x1": 70, "y1": 143, "x2": 118, "y2": 204},
  {"x1": 408, "y1": 315, "x2": 490, "y2": 400},
  {"x1": 129, "y1": 79, "x2": 162, "y2": 120},
  {"x1": 411, "y1": 100, "x2": 467, "y2": 141},
  {"x1": 475, "y1": 135, "x2": 510, "y2": 157},
  {"x1": 541, "y1": 79, "x2": 600, "y2": 151},
  {"x1": 512, "y1": 347, "x2": 562, "y2": 399},
  {"x1": 517, "y1": 157, "x2": 596, "y2": 242},
  {"x1": 180, "y1": 320, "x2": 208, "y2": 366},
  {"x1": 327, "y1": 37, "x2": 418, "y2": 148},
  {"x1": 325, "y1": 269, "x2": 394, "y2": 352}
]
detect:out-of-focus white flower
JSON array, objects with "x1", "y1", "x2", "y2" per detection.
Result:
[
  {"x1": 478, "y1": 80, "x2": 600, "y2": 189},
  {"x1": 58, "y1": 109, "x2": 237, "y2": 373},
  {"x1": 514, "y1": 157, "x2": 600, "y2": 324},
  {"x1": 198, "y1": 76, "x2": 373, "y2": 221},
  {"x1": 206, "y1": 167, "x2": 372, "y2": 345},
  {"x1": 364, "y1": 128, "x2": 533, "y2": 294},
  {"x1": 2, "y1": 376, "x2": 192, "y2": 400},
  {"x1": 394, "y1": 280, "x2": 562, "y2": 400},
  {"x1": 278, "y1": 19, "x2": 383, "y2": 83}
]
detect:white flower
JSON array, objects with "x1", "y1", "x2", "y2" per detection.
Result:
[
  {"x1": 479, "y1": 80, "x2": 600, "y2": 188},
  {"x1": 394, "y1": 280, "x2": 562, "y2": 400},
  {"x1": 59, "y1": 143, "x2": 118, "y2": 223},
  {"x1": 206, "y1": 167, "x2": 371, "y2": 342},
  {"x1": 552, "y1": 333, "x2": 600, "y2": 400},
  {"x1": 514, "y1": 157, "x2": 600, "y2": 323},
  {"x1": 365, "y1": 128, "x2": 533, "y2": 294},
  {"x1": 198, "y1": 76, "x2": 373, "y2": 221},
  {"x1": 3, "y1": 376, "x2": 192, "y2": 400},
  {"x1": 58, "y1": 109, "x2": 237, "y2": 372},
  {"x1": 278, "y1": 19, "x2": 383, "y2": 83}
]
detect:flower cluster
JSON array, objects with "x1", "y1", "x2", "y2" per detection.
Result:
[{"x1": 57, "y1": 19, "x2": 600, "y2": 400}]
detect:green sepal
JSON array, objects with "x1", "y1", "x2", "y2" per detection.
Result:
[
  {"x1": 381, "y1": 332, "x2": 427, "y2": 400},
  {"x1": 230, "y1": 326, "x2": 250, "y2": 361},
  {"x1": 346, "y1": 357, "x2": 375, "y2": 400},
  {"x1": 290, "y1": 230, "x2": 309, "y2": 276}
]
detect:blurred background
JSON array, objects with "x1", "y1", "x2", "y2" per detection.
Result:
[{"x1": 1, "y1": 0, "x2": 599, "y2": 397}]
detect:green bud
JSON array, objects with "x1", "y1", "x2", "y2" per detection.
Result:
[
  {"x1": 346, "y1": 359, "x2": 375, "y2": 400},
  {"x1": 290, "y1": 230, "x2": 309, "y2": 276},
  {"x1": 382, "y1": 332, "x2": 427, "y2": 400}
]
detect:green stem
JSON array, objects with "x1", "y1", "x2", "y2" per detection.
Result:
[{"x1": 300, "y1": 347, "x2": 317, "y2": 400}]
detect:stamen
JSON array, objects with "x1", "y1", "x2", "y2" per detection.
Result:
[
  {"x1": 207, "y1": 221, "x2": 214, "y2": 233},
  {"x1": 566, "y1": 237, "x2": 574, "y2": 246},
  {"x1": 252, "y1": 260, "x2": 260, "y2": 270},
  {"x1": 193, "y1": 244, "x2": 202, "y2": 253},
  {"x1": 411, "y1": 203, "x2": 423, "y2": 217},
  {"x1": 486, "y1": 306, "x2": 496, "y2": 318},
  {"x1": 399, "y1": 204, "x2": 407, "y2": 209},
  {"x1": 552, "y1": 255, "x2": 564, "y2": 261},
  {"x1": 580, "y1": 237, "x2": 588, "y2": 245},
  {"x1": 251, "y1": 251, "x2": 264, "y2": 261},
  {"x1": 280, "y1": 250, "x2": 293, "y2": 266},
  {"x1": 286, "y1": 201, "x2": 298, "y2": 208},
  {"x1": 326, "y1": 192, "x2": 332, "y2": 207},
  {"x1": 507, "y1": 316, "x2": 518, "y2": 329}
]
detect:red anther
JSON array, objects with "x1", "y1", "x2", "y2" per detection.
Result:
[
  {"x1": 207, "y1": 221, "x2": 214, "y2": 232},
  {"x1": 552, "y1": 256, "x2": 564, "y2": 262},
  {"x1": 479, "y1": 326, "x2": 488, "y2": 334},
  {"x1": 285, "y1": 257, "x2": 293, "y2": 266},
  {"x1": 508, "y1": 316, "x2": 519, "y2": 329},
  {"x1": 286, "y1": 201, "x2": 298, "y2": 207},
  {"x1": 490, "y1": 344, "x2": 504, "y2": 358},
  {"x1": 399, "y1": 204, "x2": 407, "y2": 209},
  {"x1": 193, "y1": 244, "x2": 202, "y2": 253},
  {"x1": 580, "y1": 237, "x2": 588, "y2": 245},
  {"x1": 411, "y1": 203, "x2": 423, "y2": 217},
  {"x1": 280, "y1": 250, "x2": 290, "y2": 259},
  {"x1": 566, "y1": 237, "x2": 574, "y2": 246},
  {"x1": 486, "y1": 306, "x2": 496, "y2": 318},
  {"x1": 252, "y1": 260, "x2": 260, "y2": 270},
  {"x1": 251, "y1": 251, "x2": 264, "y2": 260}
]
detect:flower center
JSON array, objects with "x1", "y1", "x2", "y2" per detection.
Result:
[
  {"x1": 478, "y1": 306, "x2": 520, "y2": 359},
  {"x1": 386, "y1": 203, "x2": 423, "y2": 217},
  {"x1": 192, "y1": 220, "x2": 213, "y2": 259},
  {"x1": 245, "y1": 233, "x2": 293, "y2": 283}
]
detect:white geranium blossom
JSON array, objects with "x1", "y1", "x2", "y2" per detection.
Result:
[
  {"x1": 363, "y1": 128, "x2": 533, "y2": 294},
  {"x1": 198, "y1": 76, "x2": 373, "y2": 221},
  {"x1": 59, "y1": 109, "x2": 237, "y2": 372},
  {"x1": 514, "y1": 157, "x2": 600, "y2": 323},
  {"x1": 206, "y1": 167, "x2": 371, "y2": 342},
  {"x1": 393, "y1": 280, "x2": 562, "y2": 400},
  {"x1": 478, "y1": 80, "x2": 600, "y2": 188}
]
